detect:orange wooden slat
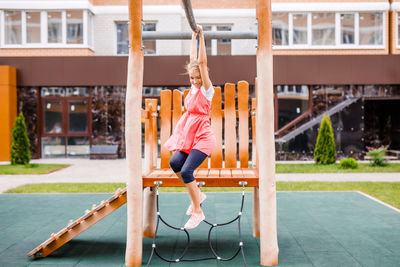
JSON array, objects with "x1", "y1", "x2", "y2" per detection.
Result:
[
  {"x1": 208, "y1": 168, "x2": 220, "y2": 178},
  {"x1": 183, "y1": 89, "x2": 189, "y2": 113},
  {"x1": 149, "y1": 99, "x2": 158, "y2": 168},
  {"x1": 160, "y1": 90, "x2": 172, "y2": 168},
  {"x1": 172, "y1": 89, "x2": 182, "y2": 130},
  {"x1": 242, "y1": 168, "x2": 258, "y2": 178},
  {"x1": 144, "y1": 99, "x2": 157, "y2": 174},
  {"x1": 220, "y1": 168, "x2": 232, "y2": 178},
  {"x1": 224, "y1": 83, "x2": 237, "y2": 168},
  {"x1": 231, "y1": 169, "x2": 245, "y2": 178},
  {"x1": 210, "y1": 87, "x2": 223, "y2": 168},
  {"x1": 196, "y1": 168, "x2": 209, "y2": 178},
  {"x1": 238, "y1": 81, "x2": 249, "y2": 168}
]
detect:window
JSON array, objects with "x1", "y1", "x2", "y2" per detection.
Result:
[
  {"x1": 26, "y1": 12, "x2": 41, "y2": 43},
  {"x1": 66, "y1": 11, "x2": 83, "y2": 44},
  {"x1": 201, "y1": 24, "x2": 232, "y2": 55},
  {"x1": 272, "y1": 11, "x2": 384, "y2": 49},
  {"x1": 276, "y1": 85, "x2": 310, "y2": 129},
  {"x1": 116, "y1": 21, "x2": 156, "y2": 55},
  {"x1": 359, "y1": 12, "x2": 383, "y2": 45},
  {"x1": 272, "y1": 13, "x2": 289, "y2": 46},
  {"x1": 312, "y1": 13, "x2": 335, "y2": 45},
  {"x1": 48, "y1": 12, "x2": 62, "y2": 43},
  {"x1": 292, "y1": 13, "x2": 308, "y2": 45},
  {"x1": 216, "y1": 25, "x2": 231, "y2": 55},
  {"x1": 4, "y1": 10, "x2": 21, "y2": 44},
  {"x1": 340, "y1": 14, "x2": 355, "y2": 44},
  {"x1": 143, "y1": 22, "x2": 156, "y2": 54},
  {"x1": 41, "y1": 87, "x2": 90, "y2": 158},
  {"x1": 2, "y1": 10, "x2": 89, "y2": 47},
  {"x1": 398, "y1": 12, "x2": 400, "y2": 47}
]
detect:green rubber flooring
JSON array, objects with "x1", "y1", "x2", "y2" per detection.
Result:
[{"x1": 0, "y1": 192, "x2": 399, "y2": 267}]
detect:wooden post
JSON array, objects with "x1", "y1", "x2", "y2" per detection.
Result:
[
  {"x1": 143, "y1": 100, "x2": 158, "y2": 238},
  {"x1": 256, "y1": 0, "x2": 279, "y2": 265},
  {"x1": 125, "y1": 0, "x2": 143, "y2": 266}
]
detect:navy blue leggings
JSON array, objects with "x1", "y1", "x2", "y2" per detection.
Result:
[{"x1": 169, "y1": 149, "x2": 208, "y2": 184}]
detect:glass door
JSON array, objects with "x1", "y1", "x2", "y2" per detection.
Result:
[{"x1": 41, "y1": 87, "x2": 90, "y2": 158}]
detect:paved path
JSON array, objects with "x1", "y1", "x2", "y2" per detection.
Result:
[{"x1": 0, "y1": 158, "x2": 399, "y2": 193}]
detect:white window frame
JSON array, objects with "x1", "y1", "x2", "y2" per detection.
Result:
[
  {"x1": 1, "y1": 9, "x2": 90, "y2": 48},
  {"x1": 357, "y1": 11, "x2": 385, "y2": 49},
  {"x1": 201, "y1": 24, "x2": 232, "y2": 55},
  {"x1": 337, "y1": 12, "x2": 357, "y2": 47},
  {"x1": 272, "y1": 11, "x2": 385, "y2": 50},
  {"x1": 115, "y1": 20, "x2": 157, "y2": 56}
]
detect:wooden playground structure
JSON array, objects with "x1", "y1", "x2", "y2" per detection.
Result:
[{"x1": 28, "y1": 0, "x2": 278, "y2": 266}]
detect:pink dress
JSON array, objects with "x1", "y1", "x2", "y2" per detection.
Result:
[{"x1": 164, "y1": 84, "x2": 216, "y2": 156}]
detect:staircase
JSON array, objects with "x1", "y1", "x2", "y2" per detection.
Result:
[{"x1": 276, "y1": 97, "x2": 360, "y2": 143}]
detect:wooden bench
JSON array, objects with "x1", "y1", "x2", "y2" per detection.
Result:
[
  {"x1": 141, "y1": 80, "x2": 258, "y2": 187},
  {"x1": 141, "y1": 80, "x2": 261, "y2": 241}
]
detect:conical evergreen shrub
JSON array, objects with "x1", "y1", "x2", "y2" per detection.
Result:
[
  {"x1": 10, "y1": 112, "x2": 31, "y2": 165},
  {"x1": 314, "y1": 114, "x2": 336, "y2": 164}
]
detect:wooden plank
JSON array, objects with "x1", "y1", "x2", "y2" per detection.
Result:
[
  {"x1": 220, "y1": 168, "x2": 232, "y2": 178},
  {"x1": 224, "y1": 83, "x2": 237, "y2": 168},
  {"x1": 199, "y1": 157, "x2": 208, "y2": 168},
  {"x1": 142, "y1": 177, "x2": 258, "y2": 187},
  {"x1": 144, "y1": 99, "x2": 156, "y2": 175},
  {"x1": 172, "y1": 89, "x2": 182, "y2": 130},
  {"x1": 238, "y1": 81, "x2": 249, "y2": 168},
  {"x1": 210, "y1": 87, "x2": 223, "y2": 168},
  {"x1": 27, "y1": 190, "x2": 128, "y2": 259},
  {"x1": 208, "y1": 168, "x2": 220, "y2": 178},
  {"x1": 183, "y1": 89, "x2": 189, "y2": 113},
  {"x1": 196, "y1": 168, "x2": 209, "y2": 178},
  {"x1": 231, "y1": 169, "x2": 244, "y2": 178},
  {"x1": 150, "y1": 99, "x2": 158, "y2": 169},
  {"x1": 160, "y1": 90, "x2": 172, "y2": 168}
]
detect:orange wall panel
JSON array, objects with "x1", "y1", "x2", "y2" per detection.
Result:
[{"x1": 0, "y1": 66, "x2": 17, "y2": 162}]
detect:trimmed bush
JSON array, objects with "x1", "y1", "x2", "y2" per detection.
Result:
[
  {"x1": 10, "y1": 113, "x2": 31, "y2": 165},
  {"x1": 366, "y1": 146, "x2": 388, "y2": 167},
  {"x1": 314, "y1": 114, "x2": 336, "y2": 164},
  {"x1": 339, "y1": 158, "x2": 359, "y2": 169}
]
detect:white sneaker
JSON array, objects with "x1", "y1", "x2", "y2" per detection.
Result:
[
  {"x1": 186, "y1": 191, "x2": 207, "y2": 215},
  {"x1": 184, "y1": 211, "x2": 205, "y2": 229}
]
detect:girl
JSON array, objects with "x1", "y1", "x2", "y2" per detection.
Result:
[{"x1": 164, "y1": 25, "x2": 216, "y2": 229}]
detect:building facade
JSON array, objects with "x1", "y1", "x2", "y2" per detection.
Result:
[{"x1": 0, "y1": 0, "x2": 399, "y2": 160}]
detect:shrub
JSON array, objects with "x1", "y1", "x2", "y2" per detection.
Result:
[
  {"x1": 366, "y1": 146, "x2": 388, "y2": 167},
  {"x1": 10, "y1": 113, "x2": 31, "y2": 165},
  {"x1": 339, "y1": 158, "x2": 358, "y2": 169},
  {"x1": 314, "y1": 114, "x2": 336, "y2": 164}
]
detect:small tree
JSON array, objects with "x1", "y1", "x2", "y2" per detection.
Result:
[
  {"x1": 314, "y1": 114, "x2": 336, "y2": 164},
  {"x1": 10, "y1": 112, "x2": 31, "y2": 165}
]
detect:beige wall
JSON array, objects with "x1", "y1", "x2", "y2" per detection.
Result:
[{"x1": 0, "y1": 48, "x2": 94, "y2": 57}]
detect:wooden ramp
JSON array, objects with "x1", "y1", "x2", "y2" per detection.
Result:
[{"x1": 27, "y1": 188, "x2": 127, "y2": 259}]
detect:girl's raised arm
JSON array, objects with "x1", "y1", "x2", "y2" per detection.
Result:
[
  {"x1": 190, "y1": 31, "x2": 197, "y2": 63},
  {"x1": 197, "y1": 26, "x2": 211, "y2": 91}
]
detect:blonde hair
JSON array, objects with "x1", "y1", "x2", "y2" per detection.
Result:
[
  {"x1": 185, "y1": 60, "x2": 210, "y2": 75},
  {"x1": 185, "y1": 60, "x2": 200, "y2": 75}
]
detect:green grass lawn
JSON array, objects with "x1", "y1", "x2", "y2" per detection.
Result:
[
  {"x1": 5, "y1": 182, "x2": 400, "y2": 210},
  {"x1": 0, "y1": 164, "x2": 70, "y2": 174},
  {"x1": 276, "y1": 163, "x2": 400, "y2": 173}
]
